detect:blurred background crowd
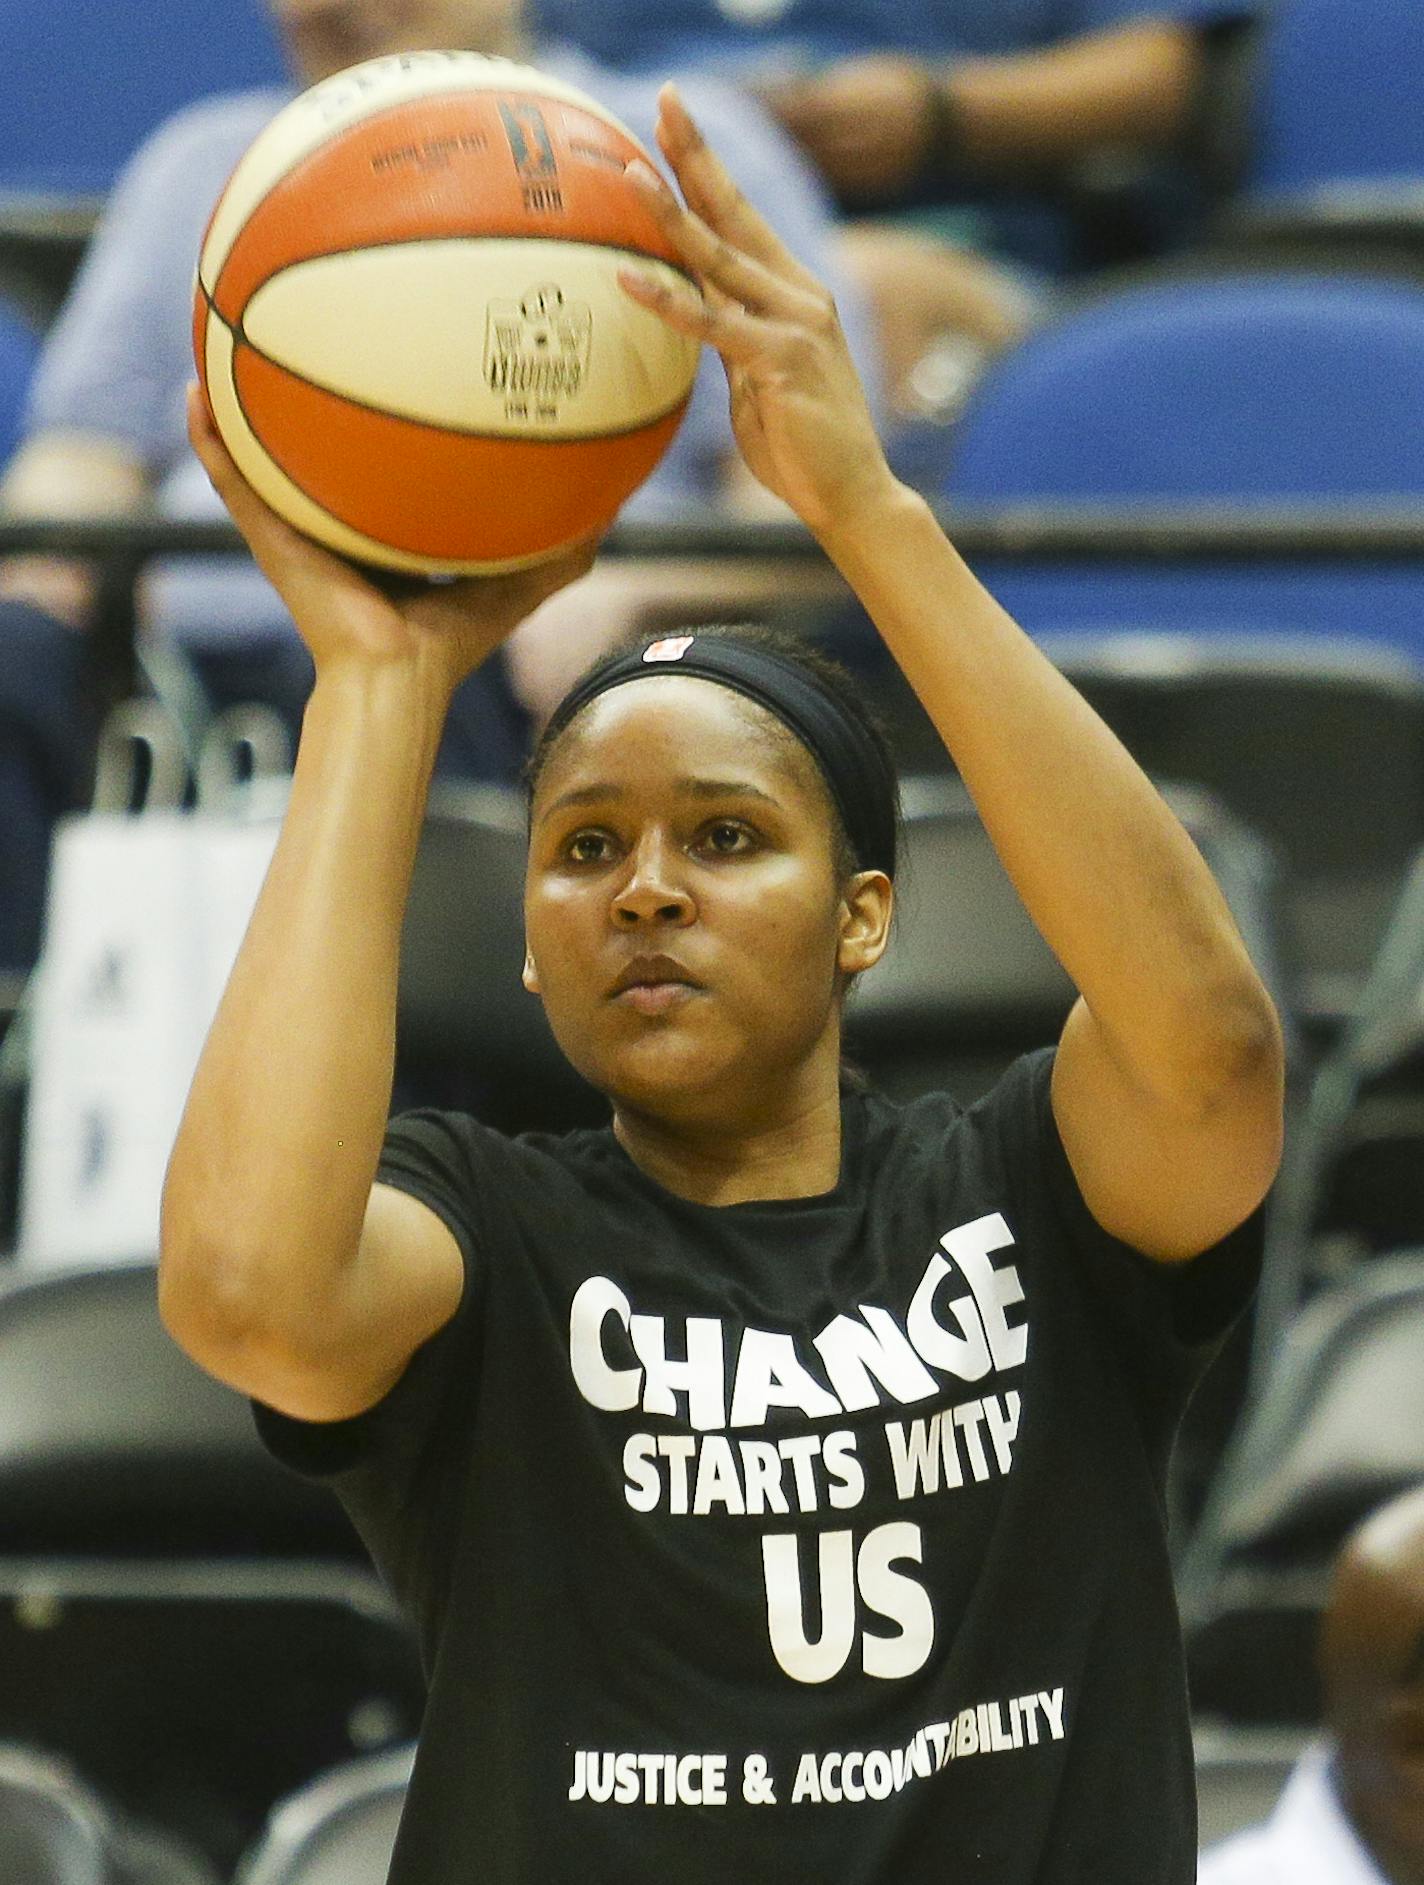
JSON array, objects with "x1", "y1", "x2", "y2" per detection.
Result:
[{"x1": 1, "y1": 0, "x2": 1424, "y2": 1880}]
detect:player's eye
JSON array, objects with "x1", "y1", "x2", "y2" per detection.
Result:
[
  {"x1": 699, "y1": 821, "x2": 756, "y2": 856},
  {"x1": 566, "y1": 829, "x2": 616, "y2": 864}
]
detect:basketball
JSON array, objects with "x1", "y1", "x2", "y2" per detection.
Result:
[{"x1": 193, "y1": 52, "x2": 701, "y2": 575}]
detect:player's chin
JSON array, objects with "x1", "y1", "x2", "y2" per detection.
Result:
[{"x1": 586, "y1": 1024, "x2": 750, "y2": 1113}]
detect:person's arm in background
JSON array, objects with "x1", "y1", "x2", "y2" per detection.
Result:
[
  {"x1": 0, "y1": 434, "x2": 152, "y2": 625},
  {"x1": 0, "y1": 98, "x2": 280, "y2": 627},
  {"x1": 765, "y1": 17, "x2": 1214, "y2": 208}
]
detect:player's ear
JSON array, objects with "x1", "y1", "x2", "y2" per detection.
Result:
[
  {"x1": 836, "y1": 870, "x2": 892, "y2": 980},
  {"x1": 522, "y1": 947, "x2": 541, "y2": 996}
]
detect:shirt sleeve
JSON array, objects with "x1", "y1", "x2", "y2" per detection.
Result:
[{"x1": 983, "y1": 1047, "x2": 1265, "y2": 1409}]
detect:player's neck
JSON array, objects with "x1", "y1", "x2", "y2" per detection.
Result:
[{"x1": 612, "y1": 1079, "x2": 845, "y2": 1208}]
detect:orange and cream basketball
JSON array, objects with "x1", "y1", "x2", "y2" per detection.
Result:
[{"x1": 193, "y1": 52, "x2": 701, "y2": 574}]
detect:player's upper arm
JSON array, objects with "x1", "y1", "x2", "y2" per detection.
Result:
[
  {"x1": 1050, "y1": 993, "x2": 1284, "y2": 1264},
  {"x1": 166, "y1": 1182, "x2": 467, "y2": 1426}
]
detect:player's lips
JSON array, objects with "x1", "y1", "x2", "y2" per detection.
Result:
[{"x1": 608, "y1": 954, "x2": 706, "y2": 1013}]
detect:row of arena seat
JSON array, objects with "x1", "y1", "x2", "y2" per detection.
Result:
[
  {"x1": 0, "y1": 1728, "x2": 1330, "y2": 1880},
  {"x1": 0, "y1": 0, "x2": 1421, "y2": 206},
  {"x1": 0, "y1": 1725, "x2": 1317, "y2": 1879}
]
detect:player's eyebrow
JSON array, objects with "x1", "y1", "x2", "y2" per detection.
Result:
[{"x1": 538, "y1": 778, "x2": 781, "y2": 822}]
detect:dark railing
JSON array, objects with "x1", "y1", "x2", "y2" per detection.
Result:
[
  {"x1": 7, "y1": 504, "x2": 1424, "y2": 564},
  {"x1": 8, "y1": 505, "x2": 1424, "y2": 659}
]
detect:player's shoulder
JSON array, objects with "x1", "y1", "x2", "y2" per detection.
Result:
[{"x1": 869, "y1": 1050, "x2": 1053, "y2": 1146}]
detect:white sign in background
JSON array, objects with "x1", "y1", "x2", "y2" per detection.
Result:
[{"x1": 19, "y1": 813, "x2": 279, "y2": 1268}]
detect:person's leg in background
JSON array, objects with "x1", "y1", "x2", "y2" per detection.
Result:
[
  {"x1": 191, "y1": 636, "x2": 532, "y2": 789},
  {"x1": 0, "y1": 598, "x2": 107, "y2": 993}
]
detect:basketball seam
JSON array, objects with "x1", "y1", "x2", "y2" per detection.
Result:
[
  {"x1": 226, "y1": 232, "x2": 699, "y2": 301},
  {"x1": 204, "y1": 84, "x2": 670, "y2": 301},
  {"x1": 223, "y1": 321, "x2": 474, "y2": 569},
  {"x1": 225, "y1": 334, "x2": 648, "y2": 570},
  {"x1": 203, "y1": 286, "x2": 697, "y2": 444},
  {"x1": 212, "y1": 289, "x2": 556, "y2": 572}
]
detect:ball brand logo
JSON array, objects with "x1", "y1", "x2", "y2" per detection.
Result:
[
  {"x1": 369, "y1": 131, "x2": 488, "y2": 175},
  {"x1": 499, "y1": 100, "x2": 566, "y2": 213},
  {"x1": 485, "y1": 284, "x2": 592, "y2": 420}
]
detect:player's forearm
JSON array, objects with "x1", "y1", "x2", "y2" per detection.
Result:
[
  {"x1": 943, "y1": 19, "x2": 1203, "y2": 170},
  {"x1": 822, "y1": 483, "x2": 1278, "y2": 1109},
  {"x1": 160, "y1": 659, "x2": 447, "y2": 1343}
]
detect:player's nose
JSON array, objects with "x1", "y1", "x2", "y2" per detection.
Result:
[{"x1": 611, "y1": 832, "x2": 695, "y2": 926}]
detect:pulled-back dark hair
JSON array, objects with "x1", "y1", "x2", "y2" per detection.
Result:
[{"x1": 523, "y1": 623, "x2": 901, "y2": 1096}]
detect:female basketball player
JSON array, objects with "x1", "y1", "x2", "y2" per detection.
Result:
[{"x1": 161, "y1": 84, "x2": 1283, "y2": 1885}]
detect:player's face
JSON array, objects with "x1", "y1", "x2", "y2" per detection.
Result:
[
  {"x1": 524, "y1": 678, "x2": 865, "y2": 1126},
  {"x1": 269, "y1": 0, "x2": 524, "y2": 83}
]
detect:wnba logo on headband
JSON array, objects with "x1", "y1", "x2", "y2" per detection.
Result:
[{"x1": 642, "y1": 636, "x2": 696, "y2": 664}]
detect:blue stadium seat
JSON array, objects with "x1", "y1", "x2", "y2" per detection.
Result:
[
  {"x1": 950, "y1": 274, "x2": 1424, "y2": 502},
  {"x1": 0, "y1": 0, "x2": 286, "y2": 201},
  {"x1": 0, "y1": 295, "x2": 38, "y2": 465},
  {"x1": 1247, "y1": 0, "x2": 1424, "y2": 200},
  {"x1": 942, "y1": 273, "x2": 1424, "y2": 664}
]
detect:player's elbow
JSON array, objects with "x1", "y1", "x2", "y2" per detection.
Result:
[
  {"x1": 1144, "y1": 967, "x2": 1285, "y2": 1152},
  {"x1": 1193, "y1": 968, "x2": 1285, "y2": 1103},
  {"x1": 158, "y1": 1222, "x2": 274, "y2": 1374},
  {"x1": 158, "y1": 1209, "x2": 334, "y2": 1380},
  {"x1": 1224, "y1": 975, "x2": 1285, "y2": 1087},
  {"x1": 1192, "y1": 978, "x2": 1287, "y2": 1194}
]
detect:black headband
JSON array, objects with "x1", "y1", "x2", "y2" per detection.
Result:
[{"x1": 542, "y1": 634, "x2": 898, "y2": 878}]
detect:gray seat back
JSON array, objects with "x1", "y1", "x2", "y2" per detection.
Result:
[{"x1": 236, "y1": 1748, "x2": 413, "y2": 1885}]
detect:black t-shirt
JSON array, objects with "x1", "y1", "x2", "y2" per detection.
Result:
[{"x1": 254, "y1": 1047, "x2": 1261, "y2": 1883}]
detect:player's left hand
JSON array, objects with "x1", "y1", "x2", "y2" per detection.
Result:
[{"x1": 620, "y1": 85, "x2": 901, "y2": 541}]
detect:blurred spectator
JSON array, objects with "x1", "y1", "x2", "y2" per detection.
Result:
[
  {"x1": 0, "y1": 0, "x2": 881, "y2": 984},
  {"x1": 1200, "y1": 1482, "x2": 1424, "y2": 1884},
  {"x1": 535, "y1": 0, "x2": 1258, "y2": 417}
]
